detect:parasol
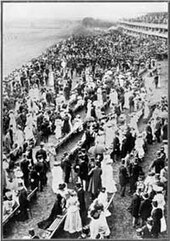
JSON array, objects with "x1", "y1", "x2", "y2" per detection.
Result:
[
  {"x1": 88, "y1": 144, "x2": 106, "y2": 155},
  {"x1": 158, "y1": 111, "x2": 168, "y2": 119},
  {"x1": 84, "y1": 116, "x2": 95, "y2": 122}
]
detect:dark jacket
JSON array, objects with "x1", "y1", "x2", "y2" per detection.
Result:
[
  {"x1": 77, "y1": 188, "x2": 86, "y2": 211},
  {"x1": 119, "y1": 165, "x2": 128, "y2": 186},
  {"x1": 150, "y1": 158, "x2": 165, "y2": 174},
  {"x1": 151, "y1": 208, "x2": 163, "y2": 236},
  {"x1": 79, "y1": 161, "x2": 88, "y2": 180},
  {"x1": 139, "y1": 199, "x2": 152, "y2": 220},
  {"x1": 128, "y1": 193, "x2": 141, "y2": 218},
  {"x1": 35, "y1": 149, "x2": 47, "y2": 161},
  {"x1": 112, "y1": 136, "x2": 120, "y2": 154}
]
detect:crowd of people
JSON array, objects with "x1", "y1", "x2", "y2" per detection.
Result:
[
  {"x1": 124, "y1": 12, "x2": 168, "y2": 25},
  {"x1": 2, "y1": 20, "x2": 168, "y2": 239}
]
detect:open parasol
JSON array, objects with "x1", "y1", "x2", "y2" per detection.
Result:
[{"x1": 88, "y1": 144, "x2": 106, "y2": 155}]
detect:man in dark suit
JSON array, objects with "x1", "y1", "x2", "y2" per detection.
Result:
[
  {"x1": 128, "y1": 188, "x2": 142, "y2": 228},
  {"x1": 151, "y1": 201, "x2": 163, "y2": 238},
  {"x1": 76, "y1": 182, "x2": 87, "y2": 226},
  {"x1": 111, "y1": 132, "x2": 120, "y2": 162},
  {"x1": 139, "y1": 193, "x2": 152, "y2": 226},
  {"x1": 20, "y1": 153, "x2": 30, "y2": 188},
  {"x1": 119, "y1": 159, "x2": 129, "y2": 197},
  {"x1": 63, "y1": 157, "x2": 72, "y2": 185},
  {"x1": 129, "y1": 158, "x2": 144, "y2": 194},
  {"x1": 78, "y1": 156, "x2": 89, "y2": 191},
  {"x1": 35, "y1": 142, "x2": 47, "y2": 161},
  {"x1": 146, "y1": 122, "x2": 153, "y2": 144},
  {"x1": 150, "y1": 151, "x2": 165, "y2": 174}
]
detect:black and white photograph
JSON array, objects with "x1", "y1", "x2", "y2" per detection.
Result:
[{"x1": 1, "y1": 1, "x2": 168, "y2": 240}]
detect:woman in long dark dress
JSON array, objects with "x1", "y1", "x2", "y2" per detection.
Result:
[
  {"x1": 62, "y1": 114, "x2": 71, "y2": 136},
  {"x1": 37, "y1": 194, "x2": 63, "y2": 230}
]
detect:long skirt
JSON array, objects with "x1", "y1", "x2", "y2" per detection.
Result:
[{"x1": 64, "y1": 209, "x2": 82, "y2": 233}]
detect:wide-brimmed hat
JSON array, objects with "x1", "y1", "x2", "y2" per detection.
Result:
[
  {"x1": 53, "y1": 160, "x2": 61, "y2": 166},
  {"x1": 152, "y1": 185, "x2": 163, "y2": 192},
  {"x1": 69, "y1": 189, "x2": 77, "y2": 196},
  {"x1": 5, "y1": 191, "x2": 13, "y2": 200},
  {"x1": 17, "y1": 181, "x2": 25, "y2": 190}
]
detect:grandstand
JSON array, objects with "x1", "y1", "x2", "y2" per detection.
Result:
[{"x1": 118, "y1": 12, "x2": 168, "y2": 39}]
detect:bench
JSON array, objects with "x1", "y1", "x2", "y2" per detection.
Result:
[
  {"x1": 47, "y1": 211, "x2": 67, "y2": 239},
  {"x1": 2, "y1": 205, "x2": 20, "y2": 226}
]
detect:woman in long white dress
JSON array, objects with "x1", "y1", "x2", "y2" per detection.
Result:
[
  {"x1": 104, "y1": 116, "x2": 117, "y2": 148},
  {"x1": 110, "y1": 89, "x2": 118, "y2": 106},
  {"x1": 143, "y1": 100, "x2": 150, "y2": 120},
  {"x1": 135, "y1": 135, "x2": 145, "y2": 160},
  {"x1": 101, "y1": 154, "x2": 117, "y2": 194},
  {"x1": 32, "y1": 84, "x2": 40, "y2": 101},
  {"x1": 24, "y1": 125, "x2": 35, "y2": 143},
  {"x1": 14, "y1": 126, "x2": 25, "y2": 148},
  {"x1": 48, "y1": 69, "x2": 54, "y2": 88},
  {"x1": 55, "y1": 118, "x2": 63, "y2": 140},
  {"x1": 97, "y1": 87, "x2": 103, "y2": 106},
  {"x1": 86, "y1": 100, "x2": 92, "y2": 119},
  {"x1": 64, "y1": 190, "x2": 82, "y2": 234},
  {"x1": 51, "y1": 161, "x2": 64, "y2": 194},
  {"x1": 89, "y1": 209, "x2": 110, "y2": 239}
]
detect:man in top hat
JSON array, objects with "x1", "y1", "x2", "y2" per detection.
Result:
[
  {"x1": 111, "y1": 131, "x2": 120, "y2": 162},
  {"x1": 20, "y1": 153, "x2": 30, "y2": 188},
  {"x1": 129, "y1": 158, "x2": 144, "y2": 194},
  {"x1": 35, "y1": 142, "x2": 47, "y2": 161},
  {"x1": 119, "y1": 159, "x2": 129, "y2": 197},
  {"x1": 78, "y1": 154, "x2": 89, "y2": 191},
  {"x1": 76, "y1": 182, "x2": 87, "y2": 226},
  {"x1": 128, "y1": 188, "x2": 142, "y2": 228},
  {"x1": 34, "y1": 154, "x2": 48, "y2": 192}
]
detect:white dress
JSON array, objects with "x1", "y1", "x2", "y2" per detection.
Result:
[
  {"x1": 48, "y1": 71, "x2": 54, "y2": 87},
  {"x1": 105, "y1": 120, "x2": 116, "y2": 148},
  {"x1": 101, "y1": 156, "x2": 117, "y2": 193},
  {"x1": 64, "y1": 196, "x2": 82, "y2": 233},
  {"x1": 24, "y1": 125, "x2": 35, "y2": 142},
  {"x1": 110, "y1": 90, "x2": 118, "y2": 105},
  {"x1": 124, "y1": 91, "x2": 130, "y2": 109},
  {"x1": 90, "y1": 211, "x2": 110, "y2": 239},
  {"x1": 97, "y1": 88, "x2": 103, "y2": 106},
  {"x1": 135, "y1": 137, "x2": 145, "y2": 159},
  {"x1": 14, "y1": 129, "x2": 25, "y2": 147},
  {"x1": 86, "y1": 101, "x2": 92, "y2": 119},
  {"x1": 55, "y1": 119, "x2": 63, "y2": 139},
  {"x1": 9, "y1": 112, "x2": 17, "y2": 133},
  {"x1": 51, "y1": 165, "x2": 64, "y2": 194}
]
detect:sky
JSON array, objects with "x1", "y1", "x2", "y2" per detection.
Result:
[{"x1": 3, "y1": 2, "x2": 168, "y2": 22}]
